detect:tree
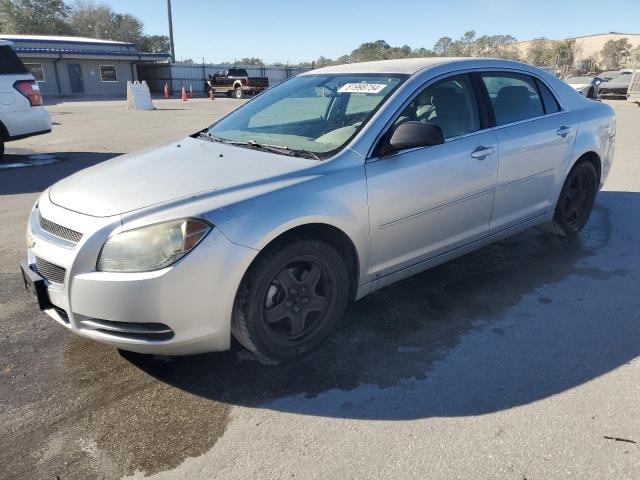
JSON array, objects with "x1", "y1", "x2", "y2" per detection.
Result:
[
  {"x1": 526, "y1": 38, "x2": 554, "y2": 66},
  {"x1": 460, "y1": 30, "x2": 476, "y2": 56},
  {"x1": 69, "y1": 2, "x2": 143, "y2": 44},
  {"x1": 600, "y1": 38, "x2": 632, "y2": 69},
  {"x1": 551, "y1": 39, "x2": 577, "y2": 68},
  {"x1": 411, "y1": 47, "x2": 436, "y2": 58},
  {"x1": 237, "y1": 57, "x2": 264, "y2": 66},
  {"x1": 0, "y1": 0, "x2": 72, "y2": 34},
  {"x1": 137, "y1": 34, "x2": 170, "y2": 54},
  {"x1": 433, "y1": 36, "x2": 454, "y2": 56}
]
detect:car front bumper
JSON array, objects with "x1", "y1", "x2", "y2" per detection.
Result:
[{"x1": 23, "y1": 194, "x2": 257, "y2": 355}]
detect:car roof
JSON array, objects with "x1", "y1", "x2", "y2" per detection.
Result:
[{"x1": 302, "y1": 57, "x2": 538, "y2": 76}]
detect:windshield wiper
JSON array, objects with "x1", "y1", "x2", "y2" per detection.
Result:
[
  {"x1": 197, "y1": 134, "x2": 321, "y2": 160},
  {"x1": 197, "y1": 131, "x2": 224, "y2": 142}
]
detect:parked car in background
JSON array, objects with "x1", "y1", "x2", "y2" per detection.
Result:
[
  {"x1": 565, "y1": 76, "x2": 602, "y2": 98},
  {"x1": 21, "y1": 58, "x2": 615, "y2": 361},
  {"x1": 598, "y1": 70, "x2": 624, "y2": 82},
  {"x1": 205, "y1": 68, "x2": 269, "y2": 99},
  {"x1": 0, "y1": 39, "x2": 51, "y2": 160},
  {"x1": 598, "y1": 72, "x2": 633, "y2": 99}
]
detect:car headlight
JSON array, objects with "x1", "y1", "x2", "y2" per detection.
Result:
[{"x1": 97, "y1": 218, "x2": 212, "y2": 273}]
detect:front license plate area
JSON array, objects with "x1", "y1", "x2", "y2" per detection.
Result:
[{"x1": 20, "y1": 260, "x2": 52, "y2": 310}]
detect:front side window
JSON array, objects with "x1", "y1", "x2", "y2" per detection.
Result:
[
  {"x1": 24, "y1": 63, "x2": 44, "y2": 82},
  {"x1": 100, "y1": 65, "x2": 117, "y2": 82},
  {"x1": 208, "y1": 74, "x2": 406, "y2": 158},
  {"x1": 394, "y1": 74, "x2": 480, "y2": 139},
  {"x1": 482, "y1": 73, "x2": 544, "y2": 125}
]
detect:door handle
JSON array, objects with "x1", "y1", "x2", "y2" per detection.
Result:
[
  {"x1": 556, "y1": 126, "x2": 573, "y2": 137},
  {"x1": 471, "y1": 146, "x2": 495, "y2": 160}
]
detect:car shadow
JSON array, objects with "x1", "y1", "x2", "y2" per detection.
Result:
[
  {"x1": 0, "y1": 152, "x2": 121, "y2": 195},
  {"x1": 123, "y1": 191, "x2": 640, "y2": 420}
]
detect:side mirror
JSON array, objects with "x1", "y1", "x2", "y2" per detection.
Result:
[{"x1": 382, "y1": 121, "x2": 445, "y2": 155}]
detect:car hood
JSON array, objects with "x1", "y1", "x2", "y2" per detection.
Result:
[{"x1": 49, "y1": 137, "x2": 314, "y2": 217}]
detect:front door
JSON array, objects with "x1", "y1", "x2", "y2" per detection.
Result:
[
  {"x1": 67, "y1": 64, "x2": 84, "y2": 94},
  {"x1": 366, "y1": 74, "x2": 499, "y2": 277}
]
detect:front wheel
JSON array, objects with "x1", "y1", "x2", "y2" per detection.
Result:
[
  {"x1": 232, "y1": 240, "x2": 349, "y2": 362},
  {"x1": 234, "y1": 87, "x2": 244, "y2": 99},
  {"x1": 543, "y1": 161, "x2": 598, "y2": 236}
]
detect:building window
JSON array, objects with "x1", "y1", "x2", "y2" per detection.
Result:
[
  {"x1": 99, "y1": 65, "x2": 118, "y2": 82},
  {"x1": 24, "y1": 63, "x2": 45, "y2": 82}
]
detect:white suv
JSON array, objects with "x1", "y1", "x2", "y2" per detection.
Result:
[{"x1": 0, "y1": 39, "x2": 51, "y2": 160}]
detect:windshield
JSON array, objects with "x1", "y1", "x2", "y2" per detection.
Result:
[
  {"x1": 206, "y1": 73, "x2": 406, "y2": 159},
  {"x1": 566, "y1": 76, "x2": 593, "y2": 84}
]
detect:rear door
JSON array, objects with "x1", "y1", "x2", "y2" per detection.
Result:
[{"x1": 480, "y1": 71, "x2": 576, "y2": 232}]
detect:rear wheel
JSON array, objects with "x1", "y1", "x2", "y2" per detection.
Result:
[
  {"x1": 234, "y1": 86, "x2": 244, "y2": 99},
  {"x1": 543, "y1": 161, "x2": 598, "y2": 236},
  {"x1": 232, "y1": 240, "x2": 349, "y2": 362}
]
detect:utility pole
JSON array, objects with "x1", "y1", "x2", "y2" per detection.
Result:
[{"x1": 167, "y1": 0, "x2": 175, "y2": 63}]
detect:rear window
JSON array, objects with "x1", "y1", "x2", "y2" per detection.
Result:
[
  {"x1": 536, "y1": 79, "x2": 561, "y2": 114},
  {"x1": 0, "y1": 46, "x2": 28, "y2": 75},
  {"x1": 482, "y1": 73, "x2": 544, "y2": 125},
  {"x1": 228, "y1": 69, "x2": 248, "y2": 77}
]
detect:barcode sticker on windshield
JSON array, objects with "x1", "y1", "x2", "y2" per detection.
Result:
[{"x1": 338, "y1": 83, "x2": 387, "y2": 94}]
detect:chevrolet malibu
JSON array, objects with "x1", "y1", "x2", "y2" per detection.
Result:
[{"x1": 21, "y1": 58, "x2": 615, "y2": 361}]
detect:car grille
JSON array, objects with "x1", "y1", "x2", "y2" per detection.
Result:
[
  {"x1": 599, "y1": 87, "x2": 628, "y2": 96},
  {"x1": 39, "y1": 214, "x2": 83, "y2": 244},
  {"x1": 35, "y1": 257, "x2": 66, "y2": 284}
]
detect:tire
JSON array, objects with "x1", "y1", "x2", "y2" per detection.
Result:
[
  {"x1": 232, "y1": 239, "x2": 349, "y2": 362},
  {"x1": 234, "y1": 86, "x2": 244, "y2": 99},
  {"x1": 587, "y1": 87, "x2": 595, "y2": 99},
  {"x1": 543, "y1": 161, "x2": 598, "y2": 237}
]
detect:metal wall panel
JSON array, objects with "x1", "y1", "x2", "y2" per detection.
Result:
[{"x1": 139, "y1": 63, "x2": 311, "y2": 94}]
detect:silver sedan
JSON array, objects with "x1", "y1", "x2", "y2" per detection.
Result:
[{"x1": 21, "y1": 58, "x2": 616, "y2": 361}]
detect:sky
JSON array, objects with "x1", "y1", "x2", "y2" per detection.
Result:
[{"x1": 102, "y1": 0, "x2": 640, "y2": 63}]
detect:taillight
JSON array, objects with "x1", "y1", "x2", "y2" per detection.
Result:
[{"x1": 14, "y1": 80, "x2": 42, "y2": 107}]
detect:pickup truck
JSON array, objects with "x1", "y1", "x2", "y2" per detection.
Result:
[{"x1": 205, "y1": 68, "x2": 269, "y2": 99}]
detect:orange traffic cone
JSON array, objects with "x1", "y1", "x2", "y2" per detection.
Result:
[
  {"x1": 181, "y1": 86, "x2": 187, "y2": 101},
  {"x1": 163, "y1": 82, "x2": 170, "y2": 98},
  {"x1": 189, "y1": 84, "x2": 193, "y2": 98}
]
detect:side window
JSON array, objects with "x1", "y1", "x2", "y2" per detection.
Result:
[
  {"x1": 395, "y1": 74, "x2": 480, "y2": 139},
  {"x1": 536, "y1": 79, "x2": 561, "y2": 114},
  {"x1": 482, "y1": 73, "x2": 544, "y2": 125}
]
